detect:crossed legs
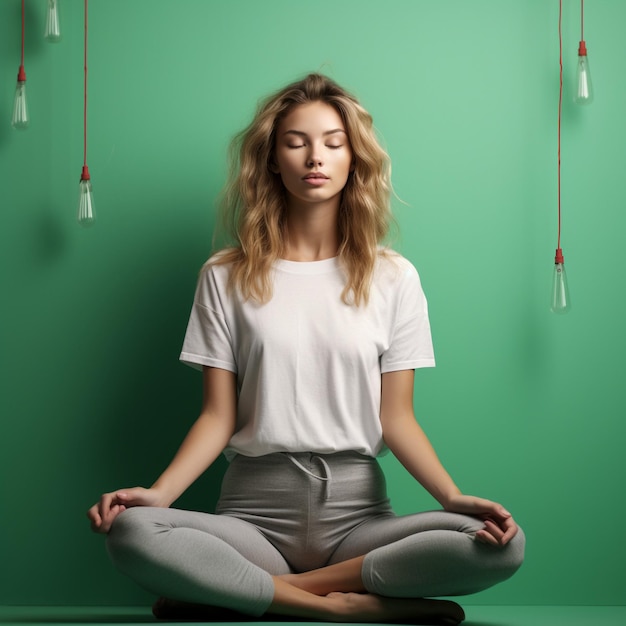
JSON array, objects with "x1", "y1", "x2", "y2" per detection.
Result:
[{"x1": 107, "y1": 506, "x2": 523, "y2": 623}]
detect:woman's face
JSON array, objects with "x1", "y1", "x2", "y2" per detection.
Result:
[{"x1": 273, "y1": 101, "x2": 353, "y2": 212}]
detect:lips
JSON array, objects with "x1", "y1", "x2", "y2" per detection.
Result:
[{"x1": 302, "y1": 173, "x2": 329, "y2": 180}]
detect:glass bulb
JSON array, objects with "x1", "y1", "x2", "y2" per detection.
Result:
[
  {"x1": 44, "y1": 0, "x2": 61, "y2": 42},
  {"x1": 574, "y1": 42, "x2": 593, "y2": 105},
  {"x1": 551, "y1": 262, "x2": 571, "y2": 314},
  {"x1": 12, "y1": 80, "x2": 29, "y2": 129},
  {"x1": 78, "y1": 175, "x2": 96, "y2": 227}
]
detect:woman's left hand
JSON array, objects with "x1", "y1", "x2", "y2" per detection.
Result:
[{"x1": 443, "y1": 494, "x2": 518, "y2": 546}]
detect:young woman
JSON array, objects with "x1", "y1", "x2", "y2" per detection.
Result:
[{"x1": 88, "y1": 74, "x2": 524, "y2": 625}]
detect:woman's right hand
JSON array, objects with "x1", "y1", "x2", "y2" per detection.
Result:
[{"x1": 87, "y1": 486, "x2": 166, "y2": 534}]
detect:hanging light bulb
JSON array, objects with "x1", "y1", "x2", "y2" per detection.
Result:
[
  {"x1": 77, "y1": 166, "x2": 96, "y2": 226},
  {"x1": 12, "y1": 66, "x2": 29, "y2": 129},
  {"x1": 574, "y1": 1, "x2": 593, "y2": 105},
  {"x1": 551, "y1": 2, "x2": 571, "y2": 315},
  {"x1": 13, "y1": 0, "x2": 28, "y2": 129},
  {"x1": 551, "y1": 248, "x2": 571, "y2": 314},
  {"x1": 574, "y1": 40, "x2": 593, "y2": 105},
  {"x1": 44, "y1": 0, "x2": 62, "y2": 42},
  {"x1": 77, "y1": 0, "x2": 96, "y2": 227}
]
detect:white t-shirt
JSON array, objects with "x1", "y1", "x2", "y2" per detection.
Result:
[{"x1": 180, "y1": 251, "x2": 435, "y2": 460}]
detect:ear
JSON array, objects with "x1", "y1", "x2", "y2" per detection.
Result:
[{"x1": 269, "y1": 150, "x2": 280, "y2": 174}]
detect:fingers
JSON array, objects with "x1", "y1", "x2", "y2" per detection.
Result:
[
  {"x1": 470, "y1": 498, "x2": 519, "y2": 546},
  {"x1": 98, "y1": 493, "x2": 118, "y2": 531},
  {"x1": 475, "y1": 519, "x2": 502, "y2": 546},
  {"x1": 87, "y1": 491, "x2": 129, "y2": 534},
  {"x1": 475, "y1": 516, "x2": 518, "y2": 546},
  {"x1": 87, "y1": 486, "x2": 157, "y2": 534},
  {"x1": 475, "y1": 529, "x2": 498, "y2": 546},
  {"x1": 86, "y1": 503, "x2": 102, "y2": 531},
  {"x1": 499, "y1": 515, "x2": 519, "y2": 544},
  {"x1": 484, "y1": 503, "x2": 518, "y2": 545}
]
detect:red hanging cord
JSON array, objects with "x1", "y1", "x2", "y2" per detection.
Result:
[
  {"x1": 578, "y1": 0, "x2": 588, "y2": 57},
  {"x1": 581, "y1": 0, "x2": 585, "y2": 41},
  {"x1": 555, "y1": 0, "x2": 564, "y2": 264},
  {"x1": 17, "y1": 0, "x2": 26, "y2": 82},
  {"x1": 82, "y1": 0, "x2": 90, "y2": 180}
]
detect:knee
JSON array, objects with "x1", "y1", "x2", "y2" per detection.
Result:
[
  {"x1": 106, "y1": 507, "x2": 159, "y2": 571},
  {"x1": 107, "y1": 506, "x2": 151, "y2": 544},
  {"x1": 497, "y1": 524, "x2": 526, "y2": 580},
  {"x1": 509, "y1": 524, "x2": 526, "y2": 569}
]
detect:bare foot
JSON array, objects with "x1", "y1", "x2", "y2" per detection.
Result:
[{"x1": 324, "y1": 592, "x2": 465, "y2": 624}]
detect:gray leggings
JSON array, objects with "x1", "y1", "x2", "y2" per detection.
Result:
[{"x1": 107, "y1": 451, "x2": 525, "y2": 616}]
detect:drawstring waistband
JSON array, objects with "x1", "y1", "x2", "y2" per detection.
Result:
[{"x1": 284, "y1": 453, "x2": 332, "y2": 499}]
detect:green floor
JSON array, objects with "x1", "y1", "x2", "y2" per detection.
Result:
[{"x1": 1, "y1": 606, "x2": 625, "y2": 626}]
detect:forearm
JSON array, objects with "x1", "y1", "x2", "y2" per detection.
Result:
[
  {"x1": 151, "y1": 410, "x2": 234, "y2": 506},
  {"x1": 382, "y1": 412, "x2": 461, "y2": 508}
]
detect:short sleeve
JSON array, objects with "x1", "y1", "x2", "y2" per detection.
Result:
[
  {"x1": 380, "y1": 261, "x2": 435, "y2": 373},
  {"x1": 179, "y1": 267, "x2": 237, "y2": 373}
]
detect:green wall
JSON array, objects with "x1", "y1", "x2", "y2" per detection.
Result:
[{"x1": 1, "y1": 0, "x2": 625, "y2": 608}]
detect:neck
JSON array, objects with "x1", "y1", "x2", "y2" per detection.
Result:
[{"x1": 283, "y1": 199, "x2": 340, "y2": 262}]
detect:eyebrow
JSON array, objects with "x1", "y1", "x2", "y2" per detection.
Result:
[{"x1": 282, "y1": 129, "x2": 347, "y2": 137}]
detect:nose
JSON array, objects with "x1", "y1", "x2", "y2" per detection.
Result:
[{"x1": 306, "y1": 148, "x2": 323, "y2": 168}]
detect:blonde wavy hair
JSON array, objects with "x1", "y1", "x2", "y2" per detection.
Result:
[{"x1": 211, "y1": 73, "x2": 393, "y2": 306}]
